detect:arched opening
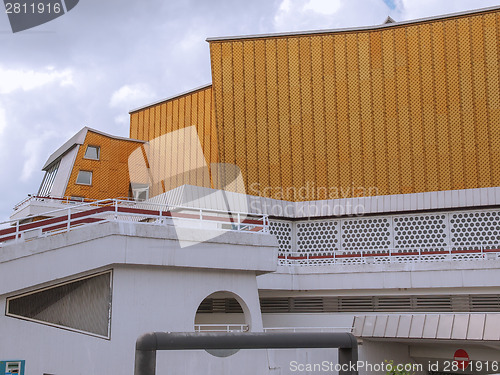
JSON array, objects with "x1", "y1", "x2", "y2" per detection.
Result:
[{"x1": 194, "y1": 291, "x2": 249, "y2": 333}]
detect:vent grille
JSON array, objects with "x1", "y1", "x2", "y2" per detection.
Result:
[
  {"x1": 259, "y1": 294, "x2": 500, "y2": 314},
  {"x1": 196, "y1": 298, "x2": 244, "y2": 313},
  {"x1": 197, "y1": 295, "x2": 500, "y2": 314},
  {"x1": 470, "y1": 295, "x2": 500, "y2": 312}
]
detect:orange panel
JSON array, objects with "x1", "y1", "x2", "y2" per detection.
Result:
[
  {"x1": 233, "y1": 41, "x2": 248, "y2": 192},
  {"x1": 420, "y1": 23, "x2": 439, "y2": 193},
  {"x1": 407, "y1": 25, "x2": 425, "y2": 193},
  {"x1": 242, "y1": 40, "x2": 259, "y2": 195},
  {"x1": 394, "y1": 27, "x2": 414, "y2": 193},
  {"x1": 444, "y1": 19, "x2": 465, "y2": 190},
  {"x1": 381, "y1": 28, "x2": 400, "y2": 195},
  {"x1": 358, "y1": 32, "x2": 375, "y2": 196},
  {"x1": 484, "y1": 14, "x2": 500, "y2": 186},
  {"x1": 323, "y1": 34, "x2": 340, "y2": 197},
  {"x1": 370, "y1": 30, "x2": 389, "y2": 196},
  {"x1": 457, "y1": 17, "x2": 478, "y2": 189},
  {"x1": 471, "y1": 15, "x2": 492, "y2": 187},
  {"x1": 276, "y1": 38, "x2": 294, "y2": 201},
  {"x1": 334, "y1": 34, "x2": 352, "y2": 196},
  {"x1": 255, "y1": 39, "x2": 271, "y2": 196},
  {"x1": 346, "y1": 33, "x2": 363, "y2": 193},
  {"x1": 65, "y1": 131, "x2": 143, "y2": 200},
  {"x1": 431, "y1": 21, "x2": 452, "y2": 191},
  {"x1": 311, "y1": 36, "x2": 328, "y2": 200},
  {"x1": 299, "y1": 36, "x2": 316, "y2": 200},
  {"x1": 266, "y1": 38, "x2": 282, "y2": 198},
  {"x1": 288, "y1": 37, "x2": 305, "y2": 199}
]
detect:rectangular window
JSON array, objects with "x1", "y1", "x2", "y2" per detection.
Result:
[
  {"x1": 76, "y1": 170, "x2": 92, "y2": 185},
  {"x1": 84, "y1": 145, "x2": 100, "y2": 160}
]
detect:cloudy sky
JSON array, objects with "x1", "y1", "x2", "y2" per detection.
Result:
[{"x1": 0, "y1": 0, "x2": 498, "y2": 221}]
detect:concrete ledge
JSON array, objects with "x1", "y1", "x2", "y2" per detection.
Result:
[{"x1": 0, "y1": 221, "x2": 277, "y2": 295}]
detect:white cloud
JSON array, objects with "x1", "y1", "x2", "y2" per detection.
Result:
[
  {"x1": 20, "y1": 130, "x2": 58, "y2": 182},
  {"x1": 303, "y1": 0, "x2": 342, "y2": 15},
  {"x1": 0, "y1": 106, "x2": 6, "y2": 136},
  {"x1": 0, "y1": 66, "x2": 73, "y2": 94},
  {"x1": 109, "y1": 83, "x2": 156, "y2": 109},
  {"x1": 394, "y1": 0, "x2": 500, "y2": 20},
  {"x1": 274, "y1": 0, "x2": 390, "y2": 32}
]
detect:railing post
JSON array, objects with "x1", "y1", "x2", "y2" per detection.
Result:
[
  {"x1": 114, "y1": 200, "x2": 118, "y2": 220},
  {"x1": 15, "y1": 220, "x2": 19, "y2": 242},
  {"x1": 67, "y1": 208, "x2": 71, "y2": 231},
  {"x1": 237, "y1": 213, "x2": 241, "y2": 231}
]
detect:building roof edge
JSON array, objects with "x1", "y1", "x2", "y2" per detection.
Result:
[
  {"x1": 129, "y1": 83, "x2": 212, "y2": 114},
  {"x1": 206, "y1": 5, "x2": 500, "y2": 42}
]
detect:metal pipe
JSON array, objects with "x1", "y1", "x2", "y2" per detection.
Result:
[{"x1": 135, "y1": 332, "x2": 358, "y2": 375}]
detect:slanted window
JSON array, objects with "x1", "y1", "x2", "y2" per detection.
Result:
[
  {"x1": 76, "y1": 170, "x2": 92, "y2": 185},
  {"x1": 37, "y1": 161, "x2": 60, "y2": 197},
  {"x1": 84, "y1": 145, "x2": 100, "y2": 160},
  {"x1": 6, "y1": 271, "x2": 112, "y2": 338}
]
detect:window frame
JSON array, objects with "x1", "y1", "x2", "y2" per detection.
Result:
[
  {"x1": 76, "y1": 170, "x2": 93, "y2": 186},
  {"x1": 84, "y1": 145, "x2": 100, "y2": 160}
]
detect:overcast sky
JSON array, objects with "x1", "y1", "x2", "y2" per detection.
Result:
[{"x1": 0, "y1": 0, "x2": 498, "y2": 221}]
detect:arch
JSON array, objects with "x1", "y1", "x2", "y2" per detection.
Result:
[{"x1": 193, "y1": 290, "x2": 252, "y2": 333}]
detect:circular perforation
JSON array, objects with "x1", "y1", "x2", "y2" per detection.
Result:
[
  {"x1": 296, "y1": 220, "x2": 339, "y2": 253},
  {"x1": 450, "y1": 210, "x2": 500, "y2": 251},
  {"x1": 341, "y1": 218, "x2": 391, "y2": 251},
  {"x1": 269, "y1": 220, "x2": 293, "y2": 253},
  {"x1": 393, "y1": 214, "x2": 447, "y2": 251}
]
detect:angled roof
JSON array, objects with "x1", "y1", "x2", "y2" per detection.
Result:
[
  {"x1": 206, "y1": 5, "x2": 500, "y2": 41},
  {"x1": 128, "y1": 83, "x2": 212, "y2": 114},
  {"x1": 42, "y1": 127, "x2": 145, "y2": 170}
]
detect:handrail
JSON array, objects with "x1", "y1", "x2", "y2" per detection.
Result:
[
  {"x1": 278, "y1": 245, "x2": 500, "y2": 266},
  {"x1": 194, "y1": 324, "x2": 249, "y2": 332},
  {"x1": 0, "y1": 198, "x2": 269, "y2": 246},
  {"x1": 12, "y1": 194, "x2": 102, "y2": 211},
  {"x1": 264, "y1": 326, "x2": 352, "y2": 332}
]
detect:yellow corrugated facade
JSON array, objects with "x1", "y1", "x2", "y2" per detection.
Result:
[
  {"x1": 129, "y1": 8, "x2": 500, "y2": 202},
  {"x1": 129, "y1": 85, "x2": 218, "y2": 192},
  {"x1": 209, "y1": 8, "x2": 500, "y2": 201},
  {"x1": 65, "y1": 131, "x2": 142, "y2": 199}
]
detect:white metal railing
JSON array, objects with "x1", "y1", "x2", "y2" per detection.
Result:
[
  {"x1": 278, "y1": 246, "x2": 500, "y2": 266},
  {"x1": 263, "y1": 326, "x2": 352, "y2": 333},
  {"x1": 0, "y1": 198, "x2": 269, "y2": 247},
  {"x1": 12, "y1": 194, "x2": 106, "y2": 211},
  {"x1": 194, "y1": 324, "x2": 249, "y2": 332}
]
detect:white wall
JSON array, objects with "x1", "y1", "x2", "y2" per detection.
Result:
[{"x1": 50, "y1": 146, "x2": 79, "y2": 197}]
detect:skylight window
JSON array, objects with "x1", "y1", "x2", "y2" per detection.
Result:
[
  {"x1": 76, "y1": 170, "x2": 92, "y2": 185},
  {"x1": 84, "y1": 145, "x2": 100, "y2": 160}
]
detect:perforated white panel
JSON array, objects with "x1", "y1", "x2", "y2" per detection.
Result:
[
  {"x1": 269, "y1": 220, "x2": 293, "y2": 253},
  {"x1": 273, "y1": 209, "x2": 500, "y2": 265},
  {"x1": 296, "y1": 220, "x2": 339, "y2": 253},
  {"x1": 450, "y1": 211, "x2": 500, "y2": 250},
  {"x1": 393, "y1": 214, "x2": 448, "y2": 251},
  {"x1": 341, "y1": 218, "x2": 391, "y2": 251}
]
